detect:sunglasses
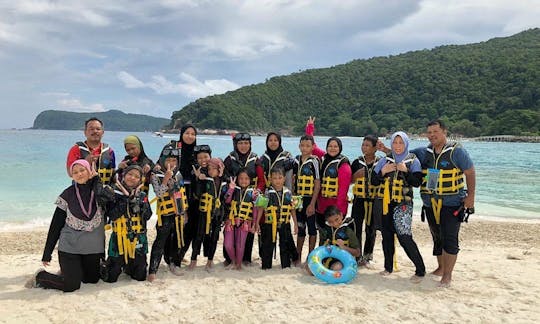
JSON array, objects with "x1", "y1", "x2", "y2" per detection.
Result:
[
  {"x1": 194, "y1": 144, "x2": 212, "y2": 154},
  {"x1": 162, "y1": 148, "x2": 180, "y2": 156},
  {"x1": 234, "y1": 133, "x2": 251, "y2": 141}
]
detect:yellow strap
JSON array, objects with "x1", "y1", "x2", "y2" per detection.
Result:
[
  {"x1": 393, "y1": 234, "x2": 399, "y2": 271},
  {"x1": 272, "y1": 208, "x2": 277, "y2": 243},
  {"x1": 365, "y1": 200, "x2": 373, "y2": 226},
  {"x1": 431, "y1": 197, "x2": 442, "y2": 225},
  {"x1": 175, "y1": 215, "x2": 183, "y2": 248},
  {"x1": 149, "y1": 197, "x2": 158, "y2": 205},
  {"x1": 383, "y1": 178, "x2": 390, "y2": 215},
  {"x1": 206, "y1": 200, "x2": 212, "y2": 235}
]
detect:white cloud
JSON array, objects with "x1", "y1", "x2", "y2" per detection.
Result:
[
  {"x1": 117, "y1": 71, "x2": 240, "y2": 98},
  {"x1": 57, "y1": 98, "x2": 106, "y2": 112}
]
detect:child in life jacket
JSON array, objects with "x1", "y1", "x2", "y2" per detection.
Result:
[
  {"x1": 318, "y1": 205, "x2": 361, "y2": 271},
  {"x1": 116, "y1": 135, "x2": 154, "y2": 195},
  {"x1": 260, "y1": 167, "x2": 299, "y2": 269},
  {"x1": 190, "y1": 158, "x2": 228, "y2": 271},
  {"x1": 102, "y1": 165, "x2": 152, "y2": 282},
  {"x1": 223, "y1": 169, "x2": 258, "y2": 270},
  {"x1": 148, "y1": 145, "x2": 188, "y2": 281}
]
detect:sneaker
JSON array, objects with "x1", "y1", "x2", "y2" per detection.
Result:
[{"x1": 24, "y1": 268, "x2": 44, "y2": 288}]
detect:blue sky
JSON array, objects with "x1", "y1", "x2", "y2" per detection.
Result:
[{"x1": 1, "y1": 0, "x2": 538, "y2": 129}]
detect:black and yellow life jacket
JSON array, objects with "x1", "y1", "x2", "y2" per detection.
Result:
[
  {"x1": 352, "y1": 156, "x2": 380, "y2": 199},
  {"x1": 199, "y1": 178, "x2": 227, "y2": 234},
  {"x1": 227, "y1": 151, "x2": 258, "y2": 186},
  {"x1": 420, "y1": 142, "x2": 465, "y2": 196},
  {"x1": 77, "y1": 141, "x2": 114, "y2": 184},
  {"x1": 321, "y1": 157, "x2": 348, "y2": 198},
  {"x1": 381, "y1": 153, "x2": 416, "y2": 215},
  {"x1": 294, "y1": 155, "x2": 319, "y2": 197},
  {"x1": 264, "y1": 187, "x2": 293, "y2": 242},
  {"x1": 228, "y1": 187, "x2": 255, "y2": 222},
  {"x1": 154, "y1": 172, "x2": 188, "y2": 225},
  {"x1": 260, "y1": 151, "x2": 291, "y2": 188}
]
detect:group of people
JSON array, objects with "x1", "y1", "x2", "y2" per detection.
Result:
[{"x1": 26, "y1": 116, "x2": 475, "y2": 292}]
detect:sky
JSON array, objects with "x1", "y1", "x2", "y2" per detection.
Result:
[{"x1": 0, "y1": 0, "x2": 538, "y2": 129}]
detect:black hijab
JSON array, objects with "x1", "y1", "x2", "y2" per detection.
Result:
[
  {"x1": 179, "y1": 124, "x2": 197, "y2": 177},
  {"x1": 265, "y1": 132, "x2": 283, "y2": 163},
  {"x1": 321, "y1": 137, "x2": 345, "y2": 172},
  {"x1": 60, "y1": 177, "x2": 98, "y2": 220}
]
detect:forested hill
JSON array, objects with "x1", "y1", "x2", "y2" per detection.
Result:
[
  {"x1": 32, "y1": 110, "x2": 169, "y2": 132},
  {"x1": 171, "y1": 28, "x2": 540, "y2": 137}
]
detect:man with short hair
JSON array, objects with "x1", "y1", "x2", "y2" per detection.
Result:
[
  {"x1": 66, "y1": 117, "x2": 115, "y2": 184},
  {"x1": 416, "y1": 120, "x2": 475, "y2": 287}
]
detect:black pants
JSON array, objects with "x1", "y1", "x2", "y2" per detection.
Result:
[
  {"x1": 351, "y1": 198, "x2": 377, "y2": 261},
  {"x1": 381, "y1": 204, "x2": 425, "y2": 276},
  {"x1": 260, "y1": 223, "x2": 299, "y2": 269},
  {"x1": 36, "y1": 251, "x2": 102, "y2": 292},
  {"x1": 102, "y1": 252, "x2": 147, "y2": 282},
  {"x1": 297, "y1": 197, "x2": 317, "y2": 237},
  {"x1": 149, "y1": 215, "x2": 177, "y2": 274},
  {"x1": 178, "y1": 200, "x2": 200, "y2": 262},
  {"x1": 191, "y1": 212, "x2": 221, "y2": 261},
  {"x1": 424, "y1": 205, "x2": 462, "y2": 255}
]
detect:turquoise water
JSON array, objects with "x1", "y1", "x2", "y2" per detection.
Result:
[{"x1": 0, "y1": 129, "x2": 539, "y2": 229}]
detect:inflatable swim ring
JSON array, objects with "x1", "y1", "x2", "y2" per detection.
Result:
[{"x1": 307, "y1": 245, "x2": 358, "y2": 284}]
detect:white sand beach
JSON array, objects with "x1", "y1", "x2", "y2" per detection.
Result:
[{"x1": 1, "y1": 219, "x2": 539, "y2": 323}]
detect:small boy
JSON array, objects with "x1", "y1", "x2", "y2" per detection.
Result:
[
  {"x1": 319, "y1": 205, "x2": 361, "y2": 270},
  {"x1": 260, "y1": 167, "x2": 299, "y2": 269},
  {"x1": 293, "y1": 135, "x2": 321, "y2": 261}
]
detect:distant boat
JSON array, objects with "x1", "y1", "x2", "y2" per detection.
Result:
[{"x1": 153, "y1": 131, "x2": 164, "y2": 137}]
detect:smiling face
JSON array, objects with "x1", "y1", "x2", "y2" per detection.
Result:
[
  {"x1": 208, "y1": 165, "x2": 219, "y2": 178},
  {"x1": 326, "y1": 140, "x2": 340, "y2": 157},
  {"x1": 196, "y1": 152, "x2": 211, "y2": 168},
  {"x1": 427, "y1": 123, "x2": 447, "y2": 149},
  {"x1": 267, "y1": 134, "x2": 280, "y2": 151},
  {"x1": 236, "y1": 140, "x2": 251, "y2": 154},
  {"x1": 84, "y1": 120, "x2": 104, "y2": 144},
  {"x1": 71, "y1": 164, "x2": 91, "y2": 184},
  {"x1": 326, "y1": 212, "x2": 344, "y2": 229},
  {"x1": 270, "y1": 171, "x2": 285, "y2": 190},
  {"x1": 237, "y1": 171, "x2": 251, "y2": 188},
  {"x1": 182, "y1": 127, "x2": 197, "y2": 145},
  {"x1": 392, "y1": 136, "x2": 406, "y2": 155},
  {"x1": 123, "y1": 168, "x2": 142, "y2": 189},
  {"x1": 164, "y1": 157, "x2": 178, "y2": 170}
]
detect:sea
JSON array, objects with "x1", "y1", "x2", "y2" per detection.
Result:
[{"x1": 1, "y1": 129, "x2": 539, "y2": 230}]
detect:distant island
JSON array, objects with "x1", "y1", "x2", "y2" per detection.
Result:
[
  {"x1": 32, "y1": 109, "x2": 169, "y2": 132},
  {"x1": 169, "y1": 28, "x2": 540, "y2": 137}
]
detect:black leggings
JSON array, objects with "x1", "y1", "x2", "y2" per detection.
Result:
[
  {"x1": 36, "y1": 251, "x2": 102, "y2": 292},
  {"x1": 424, "y1": 205, "x2": 462, "y2": 255},
  {"x1": 191, "y1": 213, "x2": 221, "y2": 261},
  {"x1": 381, "y1": 204, "x2": 425, "y2": 276},
  {"x1": 149, "y1": 215, "x2": 177, "y2": 274},
  {"x1": 351, "y1": 198, "x2": 378, "y2": 261},
  {"x1": 260, "y1": 223, "x2": 299, "y2": 269},
  {"x1": 102, "y1": 252, "x2": 147, "y2": 282}
]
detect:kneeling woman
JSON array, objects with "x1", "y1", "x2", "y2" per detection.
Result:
[
  {"x1": 27, "y1": 159, "x2": 113, "y2": 292},
  {"x1": 371, "y1": 131, "x2": 426, "y2": 281}
]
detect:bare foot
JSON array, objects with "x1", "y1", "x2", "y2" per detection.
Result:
[
  {"x1": 293, "y1": 260, "x2": 301, "y2": 267},
  {"x1": 205, "y1": 260, "x2": 214, "y2": 273},
  {"x1": 168, "y1": 264, "x2": 184, "y2": 276},
  {"x1": 410, "y1": 275, "x2": 423, "y2": 284},
  {"x1": 225, "y1": 263, "x2": 235, "y2": 270},
  {"x1": 439, "y1": 275, "x2": 452, "y2": 288},
  {"x1": 188, "y1": 260, "x2": 197, "y2": 270},
  {"x1": 379, "y1": 270, "x2": 391, "y2": 276},
  {"x1": 147, "y1": 273, "x2": 156, "y2": 282},
  {"x1": 431, "y1": 268, "x2": 443, "y2": 276}
]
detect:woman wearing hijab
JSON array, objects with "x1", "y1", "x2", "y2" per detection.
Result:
[
  {"x1": 223, "y1": 133, "x2": 259, "y2": 265},
  {"x1": 26, "y1": 159, "x2": 113, "y2": 292},
  {"x1": 316, "y1": 137, "x2": 352, "y2": 228},
  {"x1": 371, "y1": 131, "x2": 425, "y2": 282},
  {"x1": 116, "y1": 135, "x2": 154, "y2": 194},
  {"x1": 167, "y1": 124, "x2": 198, "y2": 269},
  {"x1": 255, "y1": 132, "x2": 295, "y2": 192}
]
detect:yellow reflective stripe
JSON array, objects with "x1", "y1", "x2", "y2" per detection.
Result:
[
  {"x1": 431, "y1": 197, "x2": 442, "y2": 225},
  {"x1": 297, "y1": 174, "x2": 315, "y2": 196},
  {"x1": 383, "y1": 178, "x2": 390, "y2": 215}
]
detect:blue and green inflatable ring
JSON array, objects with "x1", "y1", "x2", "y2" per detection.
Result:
[{"x1": 307, "y1": 245, "x2": 358, "y2": 284}]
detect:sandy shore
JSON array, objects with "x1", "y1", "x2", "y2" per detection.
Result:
[{"x1": 1, "y1": 219, "x2": 539, "y2": 323}]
